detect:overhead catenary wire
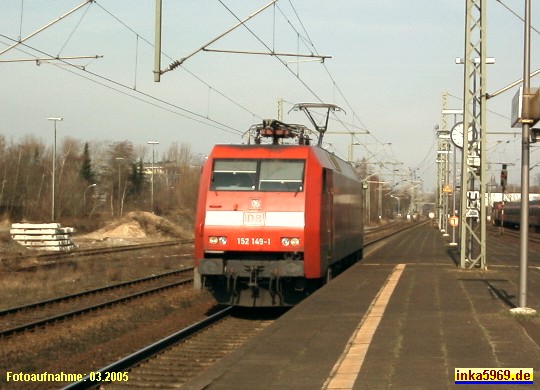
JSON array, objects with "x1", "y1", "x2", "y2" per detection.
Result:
[
  {"x1": 92, "y1": 1, "x2": 262, "y2": 121},
  {"x1": 56, "y1": 1, "x2": 92, "y2": 57},
  {"x1": 488, "y1": 0, "x2": 540, "y2": 99},
  {"x1": 0, "y1": 0, "x2": 92, "y2": 57},
  {"x1": 215, "y1": 0, "x2": 325, "y2": 105},
  {"x1": 11, "y1": 1, "x2": 375, "y2": 153},
  {"x1": 0, "y1": 33, "x2": 243, "y2": 137},
  {"x1": 2, "y1": 0, "x2": 263, "y2": 131},
  {"x1": 4, "y1": 1, "x2": 404, "y2": 178},
  {"x1": 163, "y1": 0, "x2": 280, "y2": 73},
  {"x1": 274, "y1": 1, "x2": 404, "y2": 174},
  {"x1": 1, "y1": 1, "x2": 265, "y2": 137},
  {"x1": 281, "y1": 1, "x2": 371, "y2": 137}
]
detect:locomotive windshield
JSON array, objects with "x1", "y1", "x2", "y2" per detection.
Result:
[{"x1": 211, "y1": 159, "x2": 305, "y2": 192}]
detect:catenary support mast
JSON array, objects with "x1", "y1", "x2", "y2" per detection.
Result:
[{"x1": 459, "y1": 0, "x2": 487, "y2": 269}]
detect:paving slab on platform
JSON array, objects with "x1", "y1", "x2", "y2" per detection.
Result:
[{"x1": 184, "y1": 223, "x2": 540, "y2": 389}]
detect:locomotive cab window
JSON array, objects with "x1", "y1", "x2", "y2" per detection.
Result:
[
  {"x1": 211, "y1": 160, "x2": 257, "y2": 190},
  {"x1": 259, "y1": 160, "x2": 304, "y2": 192},
  {"x1": 211, "y1": 159, "x2": 305, "y2": 192}
]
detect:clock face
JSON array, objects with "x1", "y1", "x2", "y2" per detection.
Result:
[
  {"x1": 450, "y1": 122, "x2": 474, "y2": 148},
  {"x1": 450, "y1": 123, "x2": 464, "y2": 148}
]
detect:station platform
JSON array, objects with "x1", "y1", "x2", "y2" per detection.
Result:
[{"x1": 184, "y1": 222, "x2": 540, "y2": 389}]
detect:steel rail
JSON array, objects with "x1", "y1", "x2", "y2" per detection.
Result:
[
  {"x1": 6, "y1": 239, "x2": 189, "y2": 261},
  {"x1": 0, "y1": 267, "x2": 193, "y2": 317},
  {"x1": 1, "y1": 239, "x2": 192, "y2": 271},
  {"x1": 364, "y1": 220, "x2": 428, "y2": 247},
  {"x1": 60, "y1": 221, "x2": 424, "y2": 389},
  {"x1": 0, "y1": 277, "x2": 194, "y2": 338},
  {"x1": 62, "y1": 306, "x2": 234, "y2": 390},
  {"x1": 487, "y1": 224, "x2": 540, "y2": 244}
]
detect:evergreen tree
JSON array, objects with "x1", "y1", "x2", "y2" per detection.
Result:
[
  {"x1": 80, "y1": 142, "x2": 95, "y2": 184},
  {"x1": 129, "y1": 158, "x2": 144, "y2": 195}
]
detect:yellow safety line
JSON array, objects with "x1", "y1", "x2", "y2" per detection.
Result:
[{"x1": 323, "y1": 264, "x2": 406, "y2": 389}]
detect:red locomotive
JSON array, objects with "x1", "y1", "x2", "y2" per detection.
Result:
[{"x1": 194, "y1": 118, "x2": 364, "y2": 306}]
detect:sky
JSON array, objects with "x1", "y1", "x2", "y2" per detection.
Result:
[{"x1": 0, "y1": 0, "x2": 538, "y2": 192}]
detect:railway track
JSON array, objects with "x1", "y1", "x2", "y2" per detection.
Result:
[
  {"x1": 365, "y1": 219, "x2": 428, "y2": 246},
  {"x1": 1, "y1": 239, "x2": 191, "y2": 271},
  {"x1": 63, "y1": 307, "x2": 274, "y2": 390},
  {"x1": 0, "y1": 267, "x2": 194, "y2": 338},
  {"x1": 61, "y1": 220, "x2": 423, "y2": 390},
  {"x1": 488, "y1": 224, "x2": 540, "y2": 244}
]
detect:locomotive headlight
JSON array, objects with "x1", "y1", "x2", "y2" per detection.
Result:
[
  {"x1": 281, "y1": 237, "x2": 299, "y2": 246},
  {"x1": 209, "y1": 236, "x2": 227, "y2": 245}
]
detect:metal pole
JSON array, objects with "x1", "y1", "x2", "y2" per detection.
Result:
[
  {"x1": 378, "y1": 183, "x2": 382, "y2": 221},
  {"x1": 151, "y1": 148, "x2": 155, "y2": 213},
  {"x1": 443, "y1": 148, "x2": 450, "y2": 236},
  {"x1": 154, "y1": 0, "x2": 162, "y2": 82},
  {"x1": 52, "y1": 121, "x2": 56, "y2": 221},
  {"x1": 47, "y1": 117, "x2": 63, "y2": 221},
  {"x1": 517, "y1": 0, "x2": 532, "y2": 311},
  {"x1": 148, "y1": 141, "x2": 159, "y2": 214},
  {"x1": 0, "y1": 55, "x2": 103, "y2": 64},
  {"x1": 115, "y1": 157, "x2": 124, "y2": 217},
  {"x1": 367, "y1": 182, "x2": 371, "y2": 224},
  {"x1": 459, "y1": 0, "x2": 487, "y2": 269},
  {"x1": 451, "y1": 141, "x2": 458, "y2": 245},
  {"x1": 118, "y1": 163, "x2": 121, "y2": 216}
]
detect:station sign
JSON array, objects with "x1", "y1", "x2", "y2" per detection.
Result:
[
  {"x1": 465, "y1": 209, "x2": 479, "y2": 218},
  {"x1": 467, "y1": 156, "x2": 481, "y2": 168},
  {"x1": 466, "y1": 191, "x2": 480, "y2": 209},
  {"x1": 511, "y1": 86, "x2": 540, "y2": 128},
  {"x1": 449, "y1": 216, "x2": 459, "y2": 227}
]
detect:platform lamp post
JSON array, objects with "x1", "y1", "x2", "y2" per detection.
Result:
[
  {"x1": 47, "y1": 117, "x2": 63, "y2": 222},
  {"x1": 147, "y1": 141, "x2": 159, "y2": 214},
  {"x1": 115, "y1": 157, "x2": 124, "y2": 217}
]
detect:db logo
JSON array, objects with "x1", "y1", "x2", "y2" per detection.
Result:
[{"x1": 244, "y1": 212, "x2": 265, "y2": 226}]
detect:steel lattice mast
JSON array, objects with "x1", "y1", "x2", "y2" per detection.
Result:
[
  {"x1": 437, "y1": 92, "x2": 451, "y2": 235},
  {"x1": 459, "y1": 0, "x2": 487, "y2": 269}
]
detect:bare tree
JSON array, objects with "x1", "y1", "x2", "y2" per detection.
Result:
[{"x1": 0, "y1": 135, "x2": 203, "y2": 223}]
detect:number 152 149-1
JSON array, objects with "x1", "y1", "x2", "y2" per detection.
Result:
[{"x1": 237, "y1": 237, "x2": 270, "y2": 245}]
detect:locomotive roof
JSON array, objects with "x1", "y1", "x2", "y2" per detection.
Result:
[{"x1": 209, "y1": 144, "x2": 361, "y2": 181}]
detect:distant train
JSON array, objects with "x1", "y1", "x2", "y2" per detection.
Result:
[
  {"x1": 193, "y1": 119, "x2": 364, "y2": 307},
  {"x1": 492, "y1": 200, "x2": 540, "y2": 230}
]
